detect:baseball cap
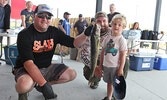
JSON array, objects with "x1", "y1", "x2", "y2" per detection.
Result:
[
  {"x1": 34, "y1": 4, "x2": 53, "y2": 16},
  {"x1": 113, "y1": 75, "x2": 126, "y2": 99},
  {"x1": 79, "y1": 14, "x2": 83, "y2": 17},
  {"x1": 95, "y1": 11, "x2": 107, "y2": 19},
  {"x1": 64, "y1": 12, "x2": 71, "y2": 15}
]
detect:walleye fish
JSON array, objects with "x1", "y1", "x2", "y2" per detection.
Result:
[{"x1": 88, "y1": 24, "x2": 101, "y2": 85}]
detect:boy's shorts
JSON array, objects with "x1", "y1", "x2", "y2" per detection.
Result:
[
  {"x1": 13, "y1": 64, "x2": 68, "y2": 82},
  {"x1": 103, "y1": 66, "x2": 118, "y2": 83}
]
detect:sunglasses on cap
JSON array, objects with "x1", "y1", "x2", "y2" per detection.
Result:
[{"x1": 37, "y1": 14, "x2": 52, "y2": 19}]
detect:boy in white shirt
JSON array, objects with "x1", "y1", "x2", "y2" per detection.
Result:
[{"x1": 96, "y1": 14, "x2": 127, "y2": 100}]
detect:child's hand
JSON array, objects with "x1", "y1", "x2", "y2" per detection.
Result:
[
  {"x1": 117, "y1": 69, "x2": 124, "y2": 76},
  {"x1": 94, "y1": 66, "x2": 103, "y2": 78}
]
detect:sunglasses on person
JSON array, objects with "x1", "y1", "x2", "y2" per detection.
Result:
[{"x1": 37, "y1": 14, "x2": 52, "y2": 19}]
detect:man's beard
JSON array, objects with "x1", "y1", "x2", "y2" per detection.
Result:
[{"x1": 100, "y1": 25, "x2": 109, "y2": 34}]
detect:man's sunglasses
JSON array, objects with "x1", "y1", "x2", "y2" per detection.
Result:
[{"x1": 37, "y1": 14, "x2": 52, "y2": 19}]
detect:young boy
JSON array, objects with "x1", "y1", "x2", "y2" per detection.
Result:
[{"x1": 95, "y1": 14, "x2": 127, "y2": 100}]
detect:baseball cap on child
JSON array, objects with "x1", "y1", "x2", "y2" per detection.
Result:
[
  {"x1": 113, "y1": 75, "x2": 126, "y2": 99},
  {"x1": 34, "y1": 4, "x2": 53, "y2": 16}
]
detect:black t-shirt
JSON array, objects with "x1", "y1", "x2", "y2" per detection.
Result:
[
  {"x1": 107, "y1": 12, "x2": 120, "y2": 23},
  {"x1": 15, "y1": 24, "x2": 75, "y2": 68},
  {"x1": 74, "y1": 20, "x2": 88, "y2": 35}
]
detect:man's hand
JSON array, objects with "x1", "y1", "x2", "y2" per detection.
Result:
[
  {"x1": 39, "y1": 82, "x2": 57, "y2": 99},
  {"x1": 84, "y1": 25, "x2": 93, "y2": 36}
]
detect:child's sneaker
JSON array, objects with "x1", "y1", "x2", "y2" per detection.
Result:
[
  {"x1": 18, "y1": 93, "x2": 28, "y2": 100},
  {"x1": 111, "y1": 96, "x2": 115, "y2": 100}
]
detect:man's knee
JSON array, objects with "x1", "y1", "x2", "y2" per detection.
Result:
[
  {"x1": 69, "y1": 69, "x2": 77, "y2": 81},
  {"x1": 15, "y1": 74, "x2": 34, "y2": 94},
  {"x1": 63, "y1": 68, "x2": 77, "y2": 81}
]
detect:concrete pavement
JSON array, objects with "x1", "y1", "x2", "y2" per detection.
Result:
[{"x1": 0, "y1": 55, "x2": 167, "y2": 100}]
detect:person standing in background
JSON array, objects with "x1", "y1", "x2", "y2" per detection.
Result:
[
  {"x1": 130, "y1": 22, "x2": 140, "y2": 30},
  {"x1": 20, "y1": 1, "x2": 34, "y2": 28},
  {"x1": 74, "y1": 14, "x2": 88, "y2": 36},
  {"x1": 58, "y1": 19, "x2": 67, "y2": 56},
  {"x1": 0, "y1": 0, "x2": 11, "y2": 33},
  {"x1": 158, "y1": 31, "x2": 165, "y2": 41},
  {"x1": 60, "y1": 12, "x2": 71, "y2": 36},
  {"x1": 58, "y1": 19, "x2": 65, "y2": 32},
  {"x1": 127, "y1": 22, "x2": 141, "y2": 55},
  {"x1": 107, "y1": 4, "x2": 120, "y2": 26},
  {"x1": 74, "y1": 14, "x2": 88, "y2": 61},
  {"x1": 59, "y1": 12, "x2": 72, "y2": 55},
  {"x1": 0, "y1": 0, "x2": 11, "y2": 62}
]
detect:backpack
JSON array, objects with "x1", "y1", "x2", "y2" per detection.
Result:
[
  {"x1": 148, "y1": 30, "x2": 153, "y2": 40},
  {"x1": 152, "y1": 31, "x2": 158, "y2": 40},
  {"x1": 141, "y1": 30, "x2": 149, "y2": 40}
]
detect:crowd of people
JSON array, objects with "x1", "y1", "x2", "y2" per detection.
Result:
[{"x1": 1, "y1": 0, "x2": 166, "y2": 100}]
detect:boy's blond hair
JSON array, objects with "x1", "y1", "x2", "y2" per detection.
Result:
[{"x1": 111, "y1": 14, "x2": 127, "y2": 29}]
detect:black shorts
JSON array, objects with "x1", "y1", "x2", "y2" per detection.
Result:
[{"x1": 13, "y1": 64, "x2": 68, "y2": 82}]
